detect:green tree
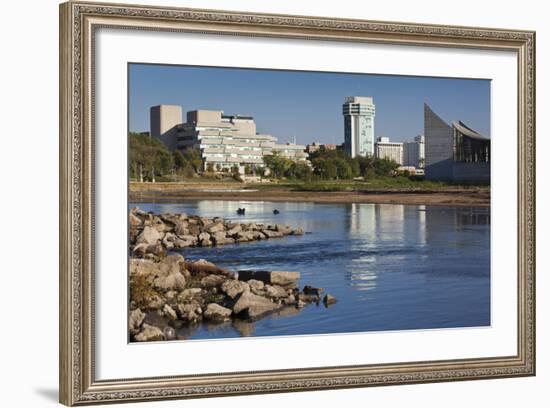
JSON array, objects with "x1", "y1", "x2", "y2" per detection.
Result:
[
  {"x1": 173, "y1": 150, "x2": 186, "y2": 170},
  {"x1": 373, "y1": 157, "x2": 399, "y2": 176},
  {"x1": 181, "y1": 148, "x2": 203, "y2": 173},
  {"x1": 313, "y1": 158, "x2": 337, "y2": 180},
  {"x1": 334, "y1": 158, "x2": 353, "y2": 179},
  {"x1": 349, "y1": 158, "x2": 361, "y2": 178},
  {"x1": 263, "y1": 153, "x2": 293, "y2": 178},
  {"x1": 129, "y1": 132, "x2": 174, "y2": 180},
  {"x1": 288, "y1": 162, "x2": 313, "y2": 180},
  {"x1": 231, "y1": 164, "x2": 242, "y2": 181},
  {"x1": 182, "y1": 163, "x2": 195, "y2": 178}
]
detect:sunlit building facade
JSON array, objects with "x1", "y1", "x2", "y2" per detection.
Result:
[
  {"x1": 375, "y1": 136, "x2": 403, "y2": 165},
  {"x1": 150, "y1": 105, "x2": 308, "y2": 172},
  {"x1": 402, "y1": 135, "x2": 425, "y2": 169},
  {"x1": 343, "y1": 96, "x2": 376, "y2": 158}
]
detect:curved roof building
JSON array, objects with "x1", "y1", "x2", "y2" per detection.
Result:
[{"x1": 424, "y1": 104, "x2": 490, "y2": 183}]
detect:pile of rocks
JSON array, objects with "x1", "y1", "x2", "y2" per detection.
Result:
[
  {"x1": 129, "y1": 207, "x2": 305, "y2": 258},
  {"x1": 129, "y1": 254, "x2": 336, "y2": 342}
]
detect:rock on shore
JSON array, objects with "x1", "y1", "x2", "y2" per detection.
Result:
[
  {"x1": 127, "y1": 208, "x2": 333, "y2": 342},
  {"x1": 129, "y1": 253, "x2": 334, "y2": 342},
  {"x1": 129, "y1": 207, "x2": 304, "y2": 258}
]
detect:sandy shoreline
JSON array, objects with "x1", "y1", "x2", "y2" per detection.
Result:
[{"x1": 129, "y1": 183, "x2": 490, "y2": 207}]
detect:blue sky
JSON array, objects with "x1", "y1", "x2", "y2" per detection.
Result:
[{"x1": 129, "y1": 63, "x2": 491, "y2": 144}]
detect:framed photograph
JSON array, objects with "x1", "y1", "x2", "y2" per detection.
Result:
[{"x1": 59, "y1": 1, "x2": 536, "y2": 405}]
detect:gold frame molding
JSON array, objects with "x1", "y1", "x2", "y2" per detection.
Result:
[{"x1": 59, "y1": 1, "x2": 536, "y2": 405}]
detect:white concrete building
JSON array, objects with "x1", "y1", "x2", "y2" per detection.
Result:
[
  {"x1": 150, "y1": 105, "x2": 308, "y2": 172},
  {"x1": 375, "y1": 136, "x2": 403, "y2": 165},
  {"x1": 150, "y1": 105, "x2": 183, "y2": 151},
  {"x1": 272, "y1": 142, "x2": 310, "y2": 161},
  {"x1": 343, "y1": 96, "x2": 376, "y2": 158},
  {"x1": 403, "y1": 135, "x2": 425, "y2": 169}
]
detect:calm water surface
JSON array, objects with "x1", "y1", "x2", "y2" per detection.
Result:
[{"x1": 132, "y1": 201, "x2": 490, "y2": 340}]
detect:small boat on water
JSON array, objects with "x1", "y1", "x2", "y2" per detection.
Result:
[
  {"x1": 236, "y1": 208, "x2": 246, "y2": 215},
  {"x1": 273, "y1": 209, "x2": 280, "y2": 214}
]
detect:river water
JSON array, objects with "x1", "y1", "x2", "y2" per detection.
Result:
[{"x1": 132, "y1": 201, "x2": 490, "y2": 340}]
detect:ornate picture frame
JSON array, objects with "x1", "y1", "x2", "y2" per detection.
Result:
[{"x1": 59, "y1": 1, "x2": 535, "y2": 405}]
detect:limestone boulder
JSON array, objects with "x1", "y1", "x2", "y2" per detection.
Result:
[
  {"x1": 200, "y1": 274, "x2": 227, "y2": 288},
  {"x1": 323, "y1": 294, "x2": 337, "y2": 306},
  {"x1": 153, "y1": 271, "x2": 186, "y2": 292},
  {"x1": 247, "y1": 279, "x2": 265, "y2": 295},
  {"x1": 177, "y1": 302, "x2": 202, "y2": 322},
  {"x1": 265, "y1": 285, "x2": 288, "y2": 299},
  {"x1": 203, "y1": 303, "x2": 232, "y2": 322},
  {"x1": 198, "y1": 231, "x2": 210, "y2": 240},
  {"x1": 136, "y1": 226, "x2": 163, "y2": 245},
  {"x1": 238, "y1": 270, "x2": 300, "y2": 286},
  {"x1": 174, "y1": 221, "x2": 189, "y2": 236},
  {"x1": 128, "y1": 308, "x2": 145, "y2": 335},
  {"x1": 173, "y1": 238, "x2": 193, "y2": 248},
  {"x1": 284, "y1": 294, "x2": 296, "y2": 305},
  {"x1": 143, "y1": 294, "x2": 165, "y2": 310},
  {"x1": 198, "y1": 232, "x2": 212, "y2": 246},
  {"x1": 271, "y1": 271, "x2": 300, "y2": 286},
  {"x1": 221, "y1": 279, "x2": 249, "y2": 299},
  {"x1": 177, "y1": 288, "x2": 203, "y2": 302},
  {"x1": 162, "y1": 304, "x2": 178, "y2": 321},
  {"x1": 226, "y1": 224, "x2": 242, "y2": 236},
  {"x1": 274, "y1": 224, "x2": 293, "y2": 235},
  {"x1": 232, "y1": 290, "x2": 280, "y2": 320},
  {"x1": 261, "y1": 229, "x2": 284, "y2": 238},
  {"x1": 136, "y1": 254, "x2": 187, "y2": 292},
  {"x1": 134, "y1": 323, "x2": 164, "y2": 342},
  {"x1": 185, "y1": 259, "x2": 232, "y2": 277},
  {"x1": 235, "y1": 231, "x2": 255, "y2": 242},
  {"x1": 200, "y1": 238, "x2": 212, "y2": 246},
  {"x1": 211, "y1": 232, "x2": 235, "y2": 245},
  {"x1": 129, "y1": 211, "x2": 143, "y2": 228},
  {"x1": 205, "y1": 222, "x2": 225, "y2": 234}
]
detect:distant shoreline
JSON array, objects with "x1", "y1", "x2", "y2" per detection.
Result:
[{"x1": 129, "y1": 182, "x2": 490, "y2": 207}]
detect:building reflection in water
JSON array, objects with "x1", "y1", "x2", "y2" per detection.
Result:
[
  {"x1": 424, "y1": 206, "x2": 490, "y2": 251},
  {"x1": 454, "y1": 207, "x2": 491, "y2": 228},
  {"x1": 348, "y1": 203, "x2": 378, "y2": 293},
  {"x1": 346, "y1": 203, "x2": 428, "y2": 295}
]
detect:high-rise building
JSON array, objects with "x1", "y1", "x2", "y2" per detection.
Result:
[
  {"x1": 150, "y1": 105, "x2": 183, "y2": 151},
  {"x1": 343, "y1": 96, "x2": 376, "y2": 158},
  {"x1": 424, "y1": 103, "x2": 490, "y2": 183},
  {"x1": 403, "y1": 135, "x2": 425, "y2": 168},
  {"x1": 375, "y1": 136, "x2": 403, "y2": 165}
]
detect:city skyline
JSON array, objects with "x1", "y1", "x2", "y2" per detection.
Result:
[{"x1": 129, "y1": 63, "x2": 491, "y2": 145}]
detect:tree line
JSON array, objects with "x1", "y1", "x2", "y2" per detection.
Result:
[
  {"x1": 129, "y1": 132, "x2": 202, "y2": 180},
  {"x1": 262, "y1": 146, "x2": 400, "y2": 181},
  {"x1": 130, "y1": 133, "x2": 400, "y2": 182}
]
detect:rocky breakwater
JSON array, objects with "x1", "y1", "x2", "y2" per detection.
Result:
[
  {"x1": 128, "y1": 207, "x2": 336, "y2": 341},
  {"x1": 129, "y1": 207, "x2": 305, "y2": 258},
  {"x1": 129, "y1": 254, "x2": 337, "y2": 341}
]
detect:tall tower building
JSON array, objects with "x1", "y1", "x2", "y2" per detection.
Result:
[{"x1": 343, "y1": 96, "x2": 376, "y2": 158}]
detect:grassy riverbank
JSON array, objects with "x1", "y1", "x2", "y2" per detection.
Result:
[{"x1": 129, "y1": 178, "x2": 490, "y2": 207}]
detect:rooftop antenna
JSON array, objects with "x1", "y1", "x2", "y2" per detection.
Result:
[{"x1": 292, "y1": 132, "x2": 297, "y2": 145}]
